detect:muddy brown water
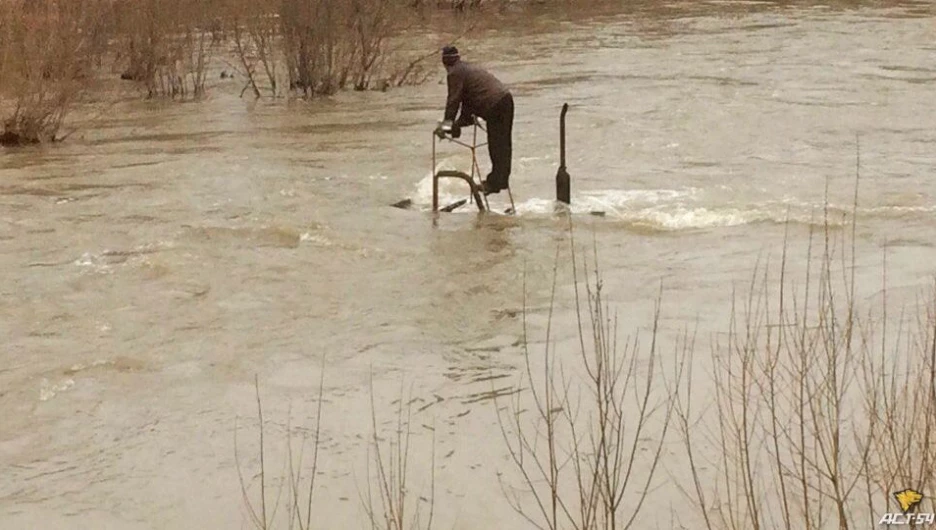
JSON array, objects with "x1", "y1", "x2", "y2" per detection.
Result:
[{"x1": 2, "y1": 1, "x2": 935, "y2": 528}]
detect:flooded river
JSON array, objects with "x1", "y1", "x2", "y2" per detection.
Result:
[{"x1": 2, "y1": 1, "x2": 935, "y2": 528}]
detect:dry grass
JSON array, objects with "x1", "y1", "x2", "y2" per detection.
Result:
[
  {"x1": 236, "y1": 372, "x2": 325, "y2": 530},
  {"x1": 495, "y1": 225, "x2": 683, "y2": 530},
  {"x1": 361, "y1": 375, "x2": 436, "y2": 530},
  {"x1": 236, "y1": 368, "x2": 436, "y2": 530},
  {"x1": 676, "y1": 148, "x2": 936, "y2": 529}
]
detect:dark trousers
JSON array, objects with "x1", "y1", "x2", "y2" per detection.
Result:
[{"x1": 485, "y1": 93, "x2": 514, "y2": 190}]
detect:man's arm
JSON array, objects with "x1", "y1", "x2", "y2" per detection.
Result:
[{"x1": 444, "y1": 70, "x2": 464, "y2": 122}]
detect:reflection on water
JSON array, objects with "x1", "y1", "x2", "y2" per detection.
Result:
[{"x1": 1, "y1": 1, "x2": 936, "y2": 528}]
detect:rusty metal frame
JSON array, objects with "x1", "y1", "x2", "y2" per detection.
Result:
[
  {"x1": 433, "y1": 120, "x2": 499, "y2": 212},
  {"x1": 431, "y1": 120, "x2": 516, "y2": 214}
]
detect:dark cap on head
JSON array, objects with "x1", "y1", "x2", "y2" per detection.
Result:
[{"x1": 441, "y1": 45, "x2": 460, "y2": 65}]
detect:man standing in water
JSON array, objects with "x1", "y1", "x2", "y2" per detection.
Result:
[{"x1": 435, "y1": 46, "x2": 514, "y2": 195}]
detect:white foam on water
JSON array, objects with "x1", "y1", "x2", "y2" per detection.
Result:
[
  {"x1": 572, "y1": 188, "x2": 697, "y2": 213},
  {"x1": 864, "y1": 204, "x2": 936, "y2": 216},
  {"x1": 39, "y1": 378, "x2": 75, "y2": 402},
  {"x1": 67, "y1": 359, "x2": 114, "y2": 374},
  {"x1": 581, "y1": 188, "x2": 698, "y2": 204},
  {"x1": 523, "y1": 188, "x2": 933, "y2": 230},
  {"x1": 411, "y1": 160, "x2": 479, "y2": 208},
  {"x1": 72, "y1": 242, "x2": 174, "y2": 273},
  {"x1": 775, "y1": 198, "x2": 936, "y2": 222},
  {"x1": 514, "y1": 201, "x2": 760, "y2": 229},
  {"x1": 74, "y1": 252, "x2": 97, "y2": 267},
  {"x1": 300, "y1": 232, "x2": 333, "y2": 246},
  {"x1": 512, "y1": 197, "x2": 564, "y2": 215},
  {"x1": 74, "y1": 252, "x2": 113, "y2": 274},
  {"x1": 629, "y1": 206, "x2": 756, "y2": 229},
  {"x1": 513, "y1": 188, "x2": 700, "y2": 217},
  {"x1": 403, "y1": 177, "x2": 934, "y2": 231}
]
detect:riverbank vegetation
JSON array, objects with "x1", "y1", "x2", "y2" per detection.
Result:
[
  {"x1": 0, "y1": 0, "x2": 489, "y2": 145},
  {"x1": 0, "y1": 0, "x2": 110, "y2": 145}
]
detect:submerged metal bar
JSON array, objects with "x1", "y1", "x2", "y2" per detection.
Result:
[
  {"x1": 432, "y1": 133, "x2": 439, "y2": 212},
  {"x1": 440, "y1": 199, "x2": 467, "y2": 212},
  {"x1": 434, "y1": 170, "x2": 485, "y2": 212}
]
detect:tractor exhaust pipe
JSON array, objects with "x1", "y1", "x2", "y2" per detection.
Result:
[{"x1": 556, "y1": 103, "x2": 570, "y2": 205}]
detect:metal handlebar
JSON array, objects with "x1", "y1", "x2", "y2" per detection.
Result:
[{"x1": 431, "y1": 120, "x2": 490, "y2": 213}]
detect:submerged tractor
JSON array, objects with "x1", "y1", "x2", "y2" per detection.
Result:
[{"x1": 428, "y1": 103, "x2": 571, "y2": 214}]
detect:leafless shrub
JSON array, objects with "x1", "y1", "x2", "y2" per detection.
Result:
[
  {"x1": 227, "y1": 0, "x2": 440, "y2": 98},
  {"x1": 0, "y1": 0, "x2": 110, "y2": 145},
  {"x1": 279, "y1": 0, "x2": 352, "y2": 96},
  {"x1": 236, "y1": 372, "x2": 325, "y2": 530},
  {"x1": 182, "y1": 2, "x2": 216, "y2": 98},
  {"x1": 113, "y1": 0, "x2": 219, "y2": 99},
  {"x1": 349, "y1": 0, "x2": 398, "y2": 91},
  {"x1": 361, "y1": 375, "x2": 436, "y2": 530},
  {"x1": 230, "y1": 0, "x2": 280, "y2": 97},
  {"x1": 384, "y1": 52, "x2": 435, "y2": 88},
  {"x1": 496, "y1": 228, "x2": 682, "y2": 530},
  {"x1": 677, "y1": 146, "x2": 936, "y2": 529}
]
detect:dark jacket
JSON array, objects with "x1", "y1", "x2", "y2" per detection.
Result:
[{"x1": 444, "y1": 61, "x2": 509, "y2": 125}]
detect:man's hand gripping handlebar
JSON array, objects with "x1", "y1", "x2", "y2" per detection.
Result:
[{"x1": 434, "y1": 120, "x2": 462, "y2": 140}]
